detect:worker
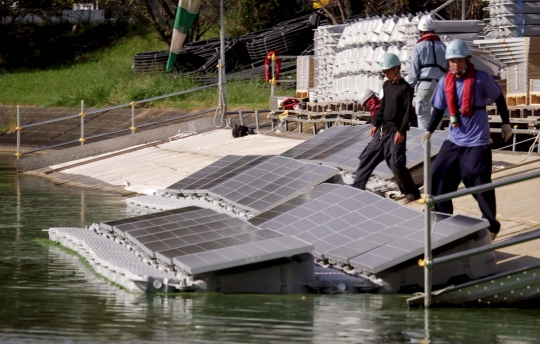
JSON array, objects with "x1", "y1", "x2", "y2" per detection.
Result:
[
  {"x1": 409, "y1": 16, "x2": 447, "y2": 130},
  {"x1": 423, "y1": 39, "x2": 513, "y2": 241},
  {"x1": 358, "y1": 89, "x2": 381, "y2": 124},
  {"x1": 353, "y1": 54, "x2": 421, "y2": 201}
]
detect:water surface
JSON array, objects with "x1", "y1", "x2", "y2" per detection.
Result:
[{"x1": 0, "y1": 154, "x2": 539, "y2": 343}]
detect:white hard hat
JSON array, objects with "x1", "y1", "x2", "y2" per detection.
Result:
[
  {"x1": 358, "y1": 89, "x2": 375, "y2": 106},
  {"x1": 418, "y1": 16, "x2": 435, "y2": 32}
]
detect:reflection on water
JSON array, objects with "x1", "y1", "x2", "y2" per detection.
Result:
[{"x1": 0, "y1": 154, "x2": 539, "y2": 343}]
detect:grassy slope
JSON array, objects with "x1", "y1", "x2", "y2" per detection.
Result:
[{"x1": 0, "y1": 32, "x2": 293, "y2": 110}]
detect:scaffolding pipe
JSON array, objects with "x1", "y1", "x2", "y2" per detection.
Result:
[
  {"x1": 432, "y1": 169, "x2": 540, "y2": 205},
  {"x1": 218, "y1": 0, "x2": 227, "y2": 125},
  {"x1": 16, "y1": 106, "x2": 21, "y2": 160},
  {"x1": 80, "y1": 100, "x2": 85, "y2": 146},
  {"x1": 423, "y1": 138, "x2": 433, "y2": 308},
  {"x1": 462, "y1": 0, "x2": 466, "y2": 20},
  {"x1": 430, "y1": 230, "x2": 540, "y2": 267},
  {"x1": 431, "y1": 0, "x2": 457, "y2": 14}
]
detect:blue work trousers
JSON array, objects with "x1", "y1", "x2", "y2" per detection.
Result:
[{"x1": 431, "y1": 140, "x2": 500, "y2": 234}]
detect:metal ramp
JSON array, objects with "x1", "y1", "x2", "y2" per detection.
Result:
[{"x1": 407, "y1": 264, "x2": 540, "y2": 307}]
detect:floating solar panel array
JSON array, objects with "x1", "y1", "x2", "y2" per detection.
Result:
[
  {"x1": 250, "y1": 184, "x2": 489, "y2": 275},
  {"x1": 164, "y1": 155, "x2": 339, "y2": 216},
  {"x1": 49, "y1": 227, "x2": 179, "y2": 292},
  {"x1": 281, "y1": 125, "x2": 447, "y2": 192},
  {"x1": 484, "y1": 0, "x2": 540, "y2": 38},
  {"x1": 101, "y1": 206, "x2": 313, "y2": 275}
]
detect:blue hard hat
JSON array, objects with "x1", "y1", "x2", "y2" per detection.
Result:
[
  {"x1": 380, "y1": 53, "x2": 401, "y2": 70},
  {"x1": 445, "y1": 39, "x2": 472, "y2": 59}
]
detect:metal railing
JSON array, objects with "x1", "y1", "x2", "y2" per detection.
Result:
[
  {"x1": 420, "y1": 138, "x2": 540, "y2": 307},
  {"x1": 14, "y1": 83, "x2": 220, "y2": 158}
]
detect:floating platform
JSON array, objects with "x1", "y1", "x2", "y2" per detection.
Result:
[{"x1": 45, "y1": 126, "x2": 540, "y2": 306}]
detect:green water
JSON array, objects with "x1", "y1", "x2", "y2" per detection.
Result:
[{"x1": 0, "y1": 155, "x2": 540, "y2": 343}]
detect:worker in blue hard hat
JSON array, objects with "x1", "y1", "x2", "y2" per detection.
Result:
[
  {"x1": 353, "y1": 53, "x2": 420, "y2": 201},
  {"x1": 409, "y1": 16, "x2": 447, "y2": 130},
  {"x1": 423, "y1": 39, "x2": 513, "y2": 241}
]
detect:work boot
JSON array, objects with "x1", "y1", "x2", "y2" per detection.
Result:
[
  {"x1": 405, "y1": 193, "x2": 421, "y2": 202},
  {"x1": 490, "y1": 232, "x2": 498, "y2": 241}
]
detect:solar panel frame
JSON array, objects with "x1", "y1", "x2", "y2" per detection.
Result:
[
  {"x1": 207, "y1": 156, "x2": 339, "y2": 214},
  {"x1": 104, "y1": 206, "x2": 313, "y2": 273},
  {"x1": 280, "y1": 125, "x2": 350, "y2": 159},
  {"x1": 293, "y1": 125, "x2": 371, "y2": 162},
  {"x1": 164, "y1": 155, "x2": 271, "y2": 195}
]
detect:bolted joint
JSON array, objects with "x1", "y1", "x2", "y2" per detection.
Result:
[
  {"x1": 15, "y1": 152, "x2": 22, "y2": 157},
  {"x1": 130, "y1": 126, "x2": 137, "y2": 131},
  {"x1": 78, "y1": 137, "x2": 86, "y2": 143},
  {"x1": 130, "y1": 101, "x2": 137, "y2": 107},
  {"x1": 79, "y1": 112, "x2": 86, "y2": 117},
  {"x1": 418, "y1": 258, "x2": 433, "y2": 269},
  {"x1": 418, "y1": 194, "x2": 434, "y2": 207},
  {"x1": 15, "y1": 126, "x2": 22, "y2": 131}
]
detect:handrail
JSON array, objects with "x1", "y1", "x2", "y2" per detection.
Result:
[
  {"x1": 429, "y1": 230, "x2": 540, "y2": 268},
  {"x1": 21, "y1": 108, "x2": 217, "y2": 154},
  {"x1": 429, "y1": 169, "x2": 540, "y2": 205},
  {"x1": 421, "y1": 136, "x2": 540, "y2": 307},
  {"x1": 23, "y1": 83, "x2": 218, "y2": 129}
]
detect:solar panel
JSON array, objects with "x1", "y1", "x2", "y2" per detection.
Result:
[
  {"x1": 280, "y1": 125, "x2": 349, "y2": 159},
  {"x1": 164, "y1": 155, "x2": 271, "y2": 194},
  {"x1": 207, "y1": 156, "x2": 339, "y2": 214},
  {"x1": 101, "y1": 207, "x2": 201, "y2": 234},
  {"x1": 102, "y1": 207, "x2": 313, "y2": 274},
  {"x1": 292, "y1": 125, "x2": 372, "y2": 162},
  {"x1": 250, "y1": 183, "x2": 488, "y2": 274}
]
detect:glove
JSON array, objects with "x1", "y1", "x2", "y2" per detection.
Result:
[
  {"x1": 501, "y1": 124, "x2": 513, "y2": 142},
  {"x1": 422, "y1": 131, "x2": 432, "y2": 145}
]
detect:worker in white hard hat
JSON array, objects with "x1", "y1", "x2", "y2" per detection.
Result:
[
  {"x1": 353, "y1": 53, "x2": 420, "y2": 201},
  {"x1": 423, "y1": 39, "x2": 513, "y2": 241},
  {"x1": 358, "y1": 89, "x2": 381, "y2": 124},
  {"x1": 408, "y1": 16, "x2": 447, "y2": 130}
]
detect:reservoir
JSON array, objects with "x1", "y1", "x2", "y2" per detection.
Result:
[{"x1": 0, "y1": 154, "x2": 539, "y2": 343}]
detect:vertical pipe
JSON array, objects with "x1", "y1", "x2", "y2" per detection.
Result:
[
  {"x1": 462, "y1": 0, "x2": 466, "y2": 20},
  {"x1": 299, "y1": 121, "x2": 303, "y2": 134},
  {"x1": 239, "y1": 111, "x2": 244, "y2": 125},
  {"x1": 131, "y1": 102, "x2": 137, "y2": 135},
  {"x1": 424, "y1": 138, "x2": 433, "y2": 308},
  {"x1": 255, "y1": 110, "x2": 260, "y2": 134},
  {"x1": 284, "y1": 119, "x2": 289, "y2": 132},
  {"x1": 512, "y1": 131, "x2": 517, "y2": 152},
  {"x1": 271, "y1": 56, "x2": 276, "y2": 97},
  {"x1": 16, "y1": 106, "x2": 21, "y2": 160},
  {"x1": 312, "y1": 123, "x2": 317, "y2": 135},
  {"x1": 80, "y1": 100, "x2": 85, "y2": 146},
  {"x1": 218, "y1": 0, "x2": 227, "y2": 123}
]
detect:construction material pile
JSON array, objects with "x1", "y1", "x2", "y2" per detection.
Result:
[{"x1": 309, "y1": 14, "x2": 486, "y2": 104}]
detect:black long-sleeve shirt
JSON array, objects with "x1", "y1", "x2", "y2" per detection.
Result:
[{"x1": 374, "y1": 78, "x2": 414, "y2": 135}]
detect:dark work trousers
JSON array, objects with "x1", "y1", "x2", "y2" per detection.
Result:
[
  {"x1": 431, "y1": 140, "x2": 500, "y2": 234},
  {"x1": 352, "y1": 131, "x2": 419, "y2": 196}
]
